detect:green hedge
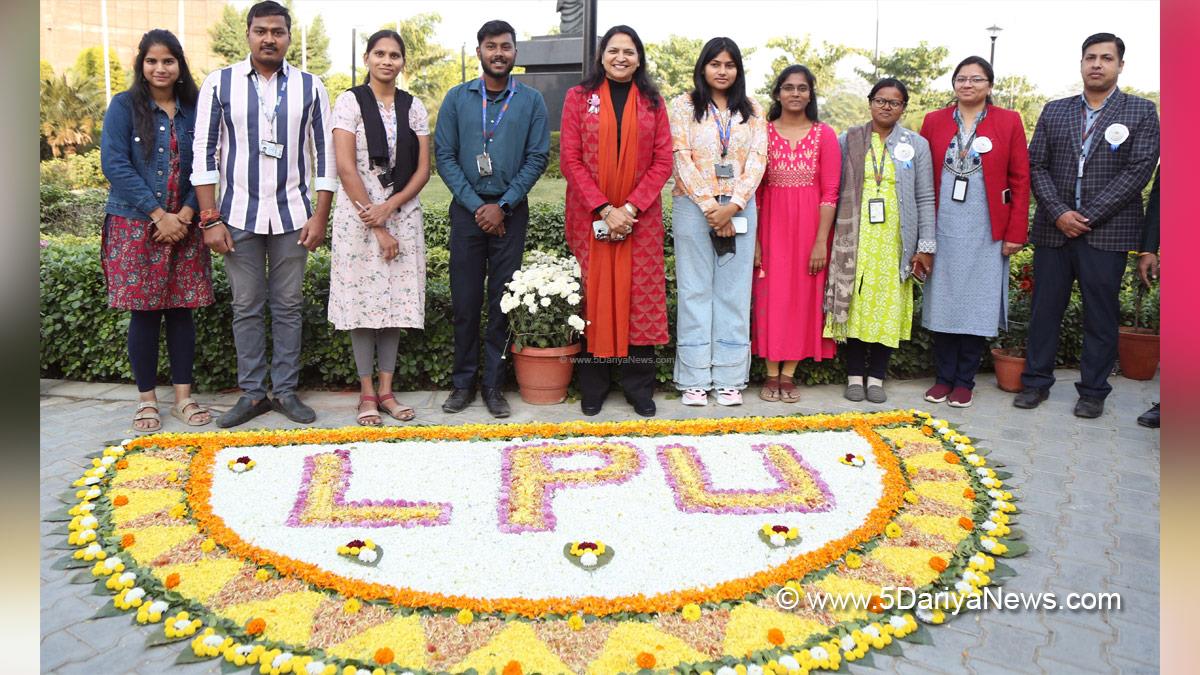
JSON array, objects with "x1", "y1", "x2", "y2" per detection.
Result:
[{"x1": 40, "y1": 205, "x2": 1157, "y2": 392}]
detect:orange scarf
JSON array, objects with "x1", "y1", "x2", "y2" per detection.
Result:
[{"x1": 587, "y1": 80, "x2": 640, "y2": 358}]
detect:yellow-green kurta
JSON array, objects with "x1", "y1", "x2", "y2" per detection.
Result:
[{"x1": 829, "y1": 133, "x2": 913, "y2": 348}]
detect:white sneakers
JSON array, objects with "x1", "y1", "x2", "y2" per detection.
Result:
[{"x1": 681, "y1": 388, "x2": 743, "y2": 406}]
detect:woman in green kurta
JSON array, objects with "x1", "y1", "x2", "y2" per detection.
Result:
[{"x1": 824, "y1": 78, "x2": 937, "y2": 404}]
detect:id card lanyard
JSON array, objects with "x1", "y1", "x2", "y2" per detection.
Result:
[
  {"x1": 951, "y1": 109, "x2": 979, "y2": 202},
  {"x1": 867, "y1": 141, "x2": 889, "y2": 223},
  {"x1": 251, "y1": 70, "x2": 287, "y2": 143},
  {"x1": 481, "y1": 78, "x2": 516, "y2": 159},
  {"x1": 1078, "y1": 98, "x2": 1107, "y2": 178},
  {"x1": 709, "y1": 103, "x2": 734, "y2": 179}
]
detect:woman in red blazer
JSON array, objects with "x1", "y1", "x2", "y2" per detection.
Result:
[
  {"x1": 919, "y1": 56, "x2": 1031, "y2": 408},
  {"x1": 560, "y1": 25, "x2": 674, "y2": 417}
]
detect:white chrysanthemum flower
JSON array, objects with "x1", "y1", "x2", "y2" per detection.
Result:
[
  {"x1": 567, "y1": 293, "x2": 581, "y2": 305},
  {"x1": 579, "y1": 552, "x2": 598, "y2": 567},
  {"x1": 80, "y1": 515, "x2": 98, "y2": 528},
  {"x1": 810, "y1": 646, "x2": 829, "y2": 661},
  {"x1": 126, "y1": 587, "x2": 146, "y2": 602},
  {"x1": 101, "y1": 455, "x2": 117, "y2": 466},
  {"x1": 862, "y1": 624, "x2": 882, "y2": 638},
  {"x1": 78, "y1": 502, "x2": 95, "y2": 513},
  {"x1": 778, "y1": 656, "x2": 800, "y2": 672},
  {"x1": 747, "y1": 665, "x2": 764, "y2": 675},
  {"x1": 540, "y1": 296, "x2": 552, "y2": 307},
  {"x1": 271, "y1": 653, "x2": 293, "y2": 669},
  {"x1": 889, "y1": 615, "x2": 909, "y2": 630},
  {"x1": 203, "y1": 634, "x2": 225, "y2": 648},
  {"x1": 357, "y1": 548, "x2": 378, "y2": 563},
  {"x1": 954, "y1": 580, "x2": 973, "y2": 593},
  {"x1": 769, "y1": 533, "x2": 787, "y2": 547},
  {"x1": 118, "y1": 571, "x2": 136, "y2": 585},
  {"x1": 716, "y1": 667, "x2": 738, "y2": 675},
  {"x1": 568, "y1": 315, "x2": 585, "y2": 331},
  {"x1": 104, "y1": 556, "x2": 123, "y2": 570},
  {"x1": 231, "y1": 463, "x2": 246, "y2": 473},
  {"x1": 148, "y1": 600, "x2": 169, "y2": 615}
]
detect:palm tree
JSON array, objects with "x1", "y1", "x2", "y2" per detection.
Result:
[{"x1": 40, "y1": 71, "x2": 104, "y2": 158}]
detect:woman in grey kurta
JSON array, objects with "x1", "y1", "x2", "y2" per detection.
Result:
[{"x1": 919, "y1": 56, "x2": 1031, "y2": 408}]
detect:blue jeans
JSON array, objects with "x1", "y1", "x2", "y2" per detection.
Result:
[{"x1": 671, "y1": 195, "x2": 757, "y2": 390}]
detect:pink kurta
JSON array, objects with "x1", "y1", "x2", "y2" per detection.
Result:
[{"x1": 751, "y1": 122, "x2": 841, "y2": 361}]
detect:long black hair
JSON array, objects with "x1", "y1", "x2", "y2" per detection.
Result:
[
  {"x1": 128, "y1": 29, "x2": 199, "y2": 161},
  {"x1": 767, "y1": 64, "x2": 819, "y2": 122},
  {"x1": 951, "y1": 55, "x2": 994, "y2": 105},
  {"x1": 579, "y1": 25, "x2": 662, "y2": 109},
  {"x1": 361, "y1": 29, "x2": 406, "y2": 85},
  {"x1": 689, "y1": 37, "x2": 755, "y2": 124}
]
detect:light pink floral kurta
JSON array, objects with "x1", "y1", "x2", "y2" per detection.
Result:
[{"x1": 328, "y1": 91, "x2": 428, "y2": 330}]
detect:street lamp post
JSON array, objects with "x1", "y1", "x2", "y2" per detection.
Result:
[{"x1": 987, "y1": 25, "x2": 1003, "y2": 67}]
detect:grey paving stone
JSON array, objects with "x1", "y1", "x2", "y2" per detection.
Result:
[
  {"x1": 1110, "y1": 531, "x2": 1159, "y2": 564},
  {"x1": 40, "y1": 628, "x2": 100, "y2": 673},
  {"x1": 1038, "y1": 621, "x2": 1115, "y2": 672},
  {"x1": 971, "y1": 656, "x2": 1040, "y2": 675},
  {"x1": 1018, "y1": 487, "x2": 1071, "y2": 514},
  {"x1": 1038, "y1": 656, "x2": 1115, "y2": 675},
  {"x1": 1110, "y1": 656, "x2": 1159, "y2": 674}
]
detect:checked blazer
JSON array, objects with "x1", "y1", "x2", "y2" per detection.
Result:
[{"x1": 1028, "y1": 88, "x2": 1159, "y2": 252}]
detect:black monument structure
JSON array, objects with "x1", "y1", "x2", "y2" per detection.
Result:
[{"x1": 515, "y1": 0, "x2": 598, "y2": 132}]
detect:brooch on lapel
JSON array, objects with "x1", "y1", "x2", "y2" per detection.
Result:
[
  {"x1": 1105, "y1": 123, "x2": 1129, "y2": 152},
  {"x1": 587, "y1": 93, "x2": 601, "y2": 115}
]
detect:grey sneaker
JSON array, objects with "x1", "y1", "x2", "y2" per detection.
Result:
[
  {"x1": 844, "y1": 383, "x2": 865, "y2": 402},
  {"x1": 866, "y1": 384, "x2": 887, "y2": 403}
]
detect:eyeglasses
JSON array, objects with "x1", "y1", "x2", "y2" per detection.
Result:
[
  {"x1": 954, "y1": 76, "x2": 989, "y2": 85},
  {"x1": 870, "y1": 97, "x2": 905, "y2": 109},
  {"x1": 780, "y1": 84, "x2": 810, "y2": 94}
]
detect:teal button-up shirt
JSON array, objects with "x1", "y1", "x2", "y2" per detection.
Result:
[{"x1": 434, "y1": 77, "x2": 550, "y2": 213}]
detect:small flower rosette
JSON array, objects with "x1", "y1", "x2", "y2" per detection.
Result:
[
  {"x1": 564, "y1": 540, "x2": 613, "y2": 570},
  {"x1": 759, "y1": 524, "x2": 801, "y2": 548},
  {"x1": 336, "y1": 539, "x2": 383, "y2": 567},
  {"x1": 839, "y1": 453, "x2": 867, "y2": 468},
  {"x1": 227, "y1": 456, "x2": 256, "y2": 474},
  {"x1": 586, "y1": 93, "x2": 601, "y2": 115}
]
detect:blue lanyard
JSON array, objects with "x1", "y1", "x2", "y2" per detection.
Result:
[
  {"x1": 250, "y1": 71, "x2": 287, "y2": 128},
  {"x1": 481, "y1": 78, "x2": 516, "y2": 152},
  {"x1": 708, "y1": 103, "x2": 732, "y2": 158}
]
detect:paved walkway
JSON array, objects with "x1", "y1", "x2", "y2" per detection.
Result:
[{"x1": 39, "y1": 371, "x2": 1160, "y2": 674}]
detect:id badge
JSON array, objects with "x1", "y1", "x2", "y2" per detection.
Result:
[
  {"x1": 476, "y1": 153, "x2": 493, "y2": 177},
  {"x1": 952, "y1": 176, "x2": 969, "y2": 202},
  {"x1": 714, "y1": 162, "x2": 734, "y2": 179},
  {"x1": 259, "y1": 140, "x2": 284, "y2": 159},
  {"x1": 868, "y1": 198, "x2": 886, "y2": 224}
]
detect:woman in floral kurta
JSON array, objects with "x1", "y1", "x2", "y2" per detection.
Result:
[{"x1": 330, "y1": 30, "x2": 430, "y2": 424}]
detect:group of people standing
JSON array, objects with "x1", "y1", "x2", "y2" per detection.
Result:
[{"x1": 98, "y1": 0, "x2": 1160, "y2": 431}]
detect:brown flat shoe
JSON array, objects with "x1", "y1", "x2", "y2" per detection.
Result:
[
  {"x1": 759, "y1": 375, "x2": 782, "y2": 402},
  {"x1": 779, "y1": 377, "x2": 801, "y2": 403}
]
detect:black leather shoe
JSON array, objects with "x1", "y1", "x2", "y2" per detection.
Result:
[
  {"x1": 581, "y1": 398, "x2": 603, "y2": 416},
  {"x1": 1012, "y1": 388, "x2": 1049, "y2": 409},
  {"x1": 1074, "y1": 396, "x2": 1104, "y2": 419},
  {"x1": 441, "y1": 387, "x2": 476, "y2": 414},
  {"x1": 625, "y1": 395, "x2": 656, "y2": 417},
  {"x1": 217, "y1": 395, "x2": 273, "y2": 428},
  {"x1": 482, "y1": 387, "x2": 511, "y2": 418},
  {"x1": 1137, "y1": 402, "x2": 1160, "y2": 428},
  {"x1": 272, "y1": 393, "x2": 316, "y2": 423}
]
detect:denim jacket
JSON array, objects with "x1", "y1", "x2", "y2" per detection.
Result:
[{"x1": 101, "y1": 91, "x2": 197, "y2": 219}]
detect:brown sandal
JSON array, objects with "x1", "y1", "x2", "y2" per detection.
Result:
[
  {"x1": 758, "y1": 375, "x2": 781, "y2": 402},
  {"x1": 378, "y1": 393, "x2": 415, "y2": 421},
  {"x1": 170, "y1": 398, "x2": 212, "y2": 426},
  {"x1": 779, "y1": 377, "x2": 801, "y2": 403},
  {"x1": 356, "y1": 394, "x2": 382, "y2": 426},
  {"x1": 133, "y1": 401, "x2": 161, "y2": 433}
]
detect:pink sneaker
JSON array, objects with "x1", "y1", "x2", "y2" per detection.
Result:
[
  {"x1": 947, "y1": 387, "x2": 973, "y2": 408},
  {"x1": 716, "y1": 388, "x2": 743, "y2": 406},
  {"x1": 681, "y1": 388, "x2": 708, "y2": 406}
]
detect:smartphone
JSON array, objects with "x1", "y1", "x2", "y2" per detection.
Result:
[
  {"x1": 731, "y1": 216, "x2": 748, "y2": 234},
  {"x1": 592, "y1": 220, "x2": 610, "y2": 240},
  {"x1": 912, "y1": 261, "x2": 928, "y2": 282}
]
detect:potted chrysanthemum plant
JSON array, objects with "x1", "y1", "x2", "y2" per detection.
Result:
[
  {"x1": 500, "y1": 251, "x2": 586, "y2": 404},
  {"x1": 990, "y1": 259, "x2": 1032, "y2": 392}
]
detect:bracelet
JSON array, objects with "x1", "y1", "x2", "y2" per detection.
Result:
[
  {"x1": 200, "y1": 218, "x2": 225, "y2": 230},
  {"x1": 600, "y1": 205, "x2": 614, "y2": 219},
  {"x1": 624, "y1": 204, "x2": 637, "y2": 216},
  {"x1": 1137, "y1": 251, "x2": 1156, "y2": 257}
]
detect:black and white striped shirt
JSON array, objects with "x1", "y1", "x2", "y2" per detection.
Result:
[{"x1": 192, "y1": 58, "x2": 336, "y2": 234}]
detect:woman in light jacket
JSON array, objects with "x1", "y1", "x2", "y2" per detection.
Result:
[{"x1": 824, "y1": 77, "x2": 936, "y2": 404}]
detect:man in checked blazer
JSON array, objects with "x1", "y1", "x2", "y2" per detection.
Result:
[{"x1": 1014, "y1": 33, "x2": 1159, "y2": 419}]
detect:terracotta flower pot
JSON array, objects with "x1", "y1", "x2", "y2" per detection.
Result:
[
  {"x1": 990, "y1": 348, "x2": 1026, "y2": 393},
  {"x1": 1118, "y1": 327, "x2": 1159, "y2": 380},
  {"x1": 510, "y1": 342, "x2": 582, "y2": 404}
]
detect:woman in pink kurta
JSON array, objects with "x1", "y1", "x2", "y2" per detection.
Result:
[{"x1": 752, "y1": 65, "x2": 841, "y2": 403}]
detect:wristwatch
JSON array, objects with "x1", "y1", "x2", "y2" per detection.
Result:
[{"x1": 499, "y1": 201, "x2": 513, "y2": 217}]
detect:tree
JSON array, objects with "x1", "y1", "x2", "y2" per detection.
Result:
[
  {"x1": 321, "y1": 72, "x2": 352, "y2": 99},
  {"x1": 993, "y1": 75, "x2": 1047, "y2": 141},
  {"x1": 756, "y1": 36, "x2": 850, "y2": 98},
  {"x1": 40, "y1": 60, "x2": 55, "y2": 83},
  {"x1": 74, "y1": 46, "x2": 127, "y2": 93},
  {"x1": 855, "y1": 42, "x2": 950, "y2": 96},
  {"x1": 209, "y1": 4, "x2": 247, "y2": 66},
  {"x1": 645, "y1": 35, "x2": 703, "y2": 100},
  {"x1": 369, "y1": 15, "x2": 478, "y2": 131},
  {"x1": 288, "y1": 12, "x2": 331, "y2": 76},
  {"x1": 820, "y1": 79, "x2": 870, "y2": 133},
  {"x1": 40, "y1": 71, "x2": 103, "y2": 157}
]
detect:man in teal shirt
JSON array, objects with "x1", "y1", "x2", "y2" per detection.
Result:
[{"x1": 435, "y1": 19, "x2": 550, "y2": 418}]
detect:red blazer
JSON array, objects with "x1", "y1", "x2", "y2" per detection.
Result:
[
  {"x1": 560, "y1": 84, "x2": 674, "y2": 345},
  {"x1": 920, "y1": 104, "x2": 1031, "y2": 244}
]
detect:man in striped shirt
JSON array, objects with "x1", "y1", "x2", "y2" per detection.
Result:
[{"x1": 192, "y1": 1, "x2": 335, "y2": 428}]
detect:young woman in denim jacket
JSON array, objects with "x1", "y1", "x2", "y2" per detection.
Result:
[{"x1": 100, "y1": 29, "x2": 213, "y2": 431}]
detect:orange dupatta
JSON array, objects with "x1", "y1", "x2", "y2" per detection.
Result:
[{"x1": 586, "y1": 80, "x2": 640, "y2": 358}]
